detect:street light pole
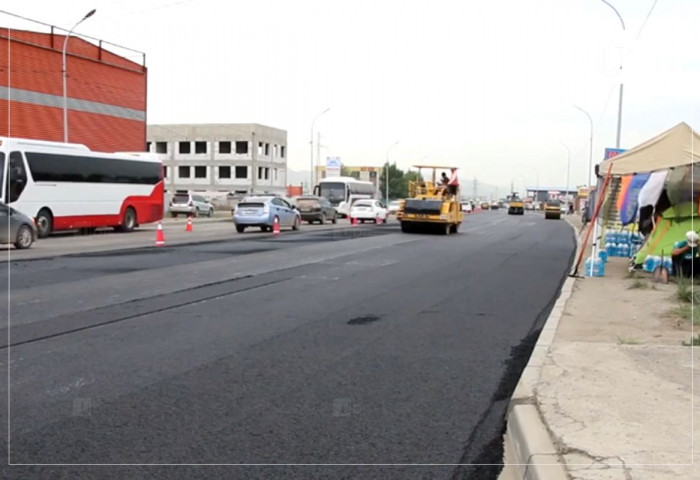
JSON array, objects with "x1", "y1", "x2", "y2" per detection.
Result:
[
  {"x1": 309, "y1": 107, "x2": 330, "y2": 193},
  {"x1": 62, "y1": 9, "x2": 96, "y2": 143},
  {"x1": 600, "y1": 0, "x2": 626, "y2": 148},
  {"x1": 385, "y1": 141, "x2": 399, "y2": 205},
  {"x1": 530, "y1": 166, "x2": 539, "y2": 206},
  {"x1": 574, "y1": 105, "x2": 594, "y2": 189},
  {"x1": 557, "y1": 142, "x2": 571, "y2": 204}
]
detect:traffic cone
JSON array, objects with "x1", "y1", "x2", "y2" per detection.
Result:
[
  {"x1": 155, "y1": 222, "x2": 165, "y2": 247},
  {"x1": 376, "y1": 215, "x2": 382, "y2": 225},
  {"x1": 272, "y1": 217, "x2": 280, "y2": 236},
  {"x1": 351, "y1": 216, "x2": 357, "y2": 227},
  {"x1": 185, "y1": 216, "x2": 193, "y2": 232}
]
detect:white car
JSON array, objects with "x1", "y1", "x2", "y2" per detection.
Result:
[
  {"x1": 350, "y1": 199, "x2": 388, "y2": 223},
  {"x1": 387, "y1": 200, "x2": 401, "y2": 215},
  {"x1": 461, "y1": 202, "x2": 473, "y2": 213}
]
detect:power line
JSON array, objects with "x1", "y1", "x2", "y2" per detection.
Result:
[{"x1": 625, "y1": 0, "x2": 660, "y2": 59}]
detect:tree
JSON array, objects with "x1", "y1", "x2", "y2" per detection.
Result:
[{"x1": 379, "y1": 163, "x2": 408, "y2": 201}]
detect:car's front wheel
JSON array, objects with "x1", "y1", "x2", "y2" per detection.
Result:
[
  {"x1": 236, "y1": 225, "x2": 246, "y2": 233},
  {"x1": 14, "y1": 224, "x2": 34, "y2": 249},
  {"x1": 292, "y1": 216, "x2": 300, "y2": 231}
]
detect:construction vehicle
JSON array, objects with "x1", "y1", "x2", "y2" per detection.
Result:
[
  {"x1": 507, "y1": 193, "x2": 525, "y2": 215},
  {"x1": 397, "y1": 165, "x2": 463, "y2": 234},
  {"x1": 544, "y1": 199, "x2": 562, "y2": 220}
]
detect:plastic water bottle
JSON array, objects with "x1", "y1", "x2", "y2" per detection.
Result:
[
  {"x1": 614, "y1": 242, "x2": 623, "y2": 257},
  {"x1": 585, "y1": 256, "x2": 605, "y2": 277},
  {"x1": 663, "y1": 257, "x2": 674, "y2": 275},
  {"x1": 605, "y1": 240, "x2": 614, "y2": 257},
  {"x1": 643, "y1": 255, "x2": 655, "y2": 272},
  {"x1": 620, "y1": 243, "x2": 630, "y2": 258},
  {"x1": 599, "y1": 249, "x2": 608, "y2": 263}
]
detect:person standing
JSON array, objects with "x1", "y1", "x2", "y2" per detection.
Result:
[{"x1": 447, "y1": 168, "x2": 459, "y2": 197}]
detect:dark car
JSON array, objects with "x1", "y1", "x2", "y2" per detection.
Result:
[
  {"x1": 0, "y1": 202, "x2": 38, "y2": 249},
  {"x1": 294, "y1": 196, "x2": 338, "y2": 224}
]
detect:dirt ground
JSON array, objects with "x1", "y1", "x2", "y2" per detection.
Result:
[
  {"x1": 559, "y1": 218, "x2": 694, "y2": 347},
  {"x1": 557, "y1": 257, "x2": 694, "y2": 346}
]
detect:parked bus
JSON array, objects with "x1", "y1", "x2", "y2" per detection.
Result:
[
  {"x1": 313, "y1": 177, "x2": 377, "y2": 218},
  {"x1": 0, "y1": 137, "x2": 165, "y2": 238}
]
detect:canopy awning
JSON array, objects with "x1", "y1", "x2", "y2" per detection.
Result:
[{"x1": 598, "y1": 122, "x2": 700, "y2": 176}]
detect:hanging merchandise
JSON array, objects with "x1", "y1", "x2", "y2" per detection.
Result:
[
  {"x1": 619, "y1": 172, "x2": 650, "y2": 225},
  {"x1": 638, "y1": 170, "x2": 669, "y2": 211}
]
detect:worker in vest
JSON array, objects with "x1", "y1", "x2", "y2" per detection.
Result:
[{"x1": 447, "y1": 168, "x2": 459, "y2": 197}]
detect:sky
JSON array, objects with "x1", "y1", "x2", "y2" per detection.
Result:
[{"x1": 1, "y1": 0, "x2": 699, "y2": 195}]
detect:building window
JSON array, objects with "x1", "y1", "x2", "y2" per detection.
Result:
[
  {"x1": 219, "y1": 141, "x2": 232, "y2": 154},
  {"x1": 179, "y1": 142, "x2": 190, "y2": 154},
  {"x1": 146, "y1": 142, "x2": 152, "y2": 151},
  {"x1": 178, "y1": 166, "x2": 191, "y2": 178},
  {"x1": 219, "y1": 166, "x2": 231, "y2": 178},
  {"x1": 235, "y1": 166, "x2": 247, "y2": 179},
  {"x1": 280, "y1": 145, "x2": 285, "y2": 158},
  {"x1": 163, "y1": 166, "x2": 168, "y2": 178},
  {"x1": 274, "y1": 168, "x2": 277, "y2": 181},
  {"x1": 235, "y1": 141, "x2": 248, "y2": 154},
  {"x1": 156, "y1": 142, "x2": 167, "y2": 154},
  {"x1": 195, "y1": 141, "x2": 207, "y2": 154},
  {"x1": 264, "y1": 143, "x2": 270, "y2": 156},
  {"x1": 194, "y1": 166, "x2": 207, "y2": 178}
]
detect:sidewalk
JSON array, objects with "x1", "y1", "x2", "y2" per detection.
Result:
[{"x1": 501, "y1": 215, "x2": 699, "y2": 479}]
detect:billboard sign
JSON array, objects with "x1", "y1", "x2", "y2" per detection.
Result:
[
  {"x1": 326, "y1": 157, "x2": 341, "y2": 178},
  {"x1": 604, "y1": 148, "x2": 626, "y2": 160}
]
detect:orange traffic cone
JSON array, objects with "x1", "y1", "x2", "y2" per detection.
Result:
[
  {"x1": 272, "y1": 217, "x2": 280, "y2": 236},
  {"x1": 185, "y1": 216, "x2": 193, "y2": 232},
  {"x1": 155, "y1": 222, "x2": 165, "y2": 247}
]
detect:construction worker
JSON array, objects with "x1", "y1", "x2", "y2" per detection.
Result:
[
  {"x1": 672, "y1": 231, "x2": 700, "y2": 278},
  {"x1": 447, "y1": 168, "x2": 459, "y2": 197}
]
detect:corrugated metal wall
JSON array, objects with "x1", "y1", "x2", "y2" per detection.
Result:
[{"x1": 0, "y1": 29, "x2": 147, "y2": 153}]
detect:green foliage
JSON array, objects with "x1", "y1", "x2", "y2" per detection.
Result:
[
  {"x1": 675, "y1": 276, "x2": 700, "y2": 303},
  {"x1": 682, "y1": 334, "x2": 700, "y2": 347},
  {"x1": 379, "y1": 163, "x2": 409, "y2": 201},
  {"x1": 627, "y1": 278, "x2": 648, "y2": 290}
]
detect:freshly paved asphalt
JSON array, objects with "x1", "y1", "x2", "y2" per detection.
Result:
[{"x1": 0, "y1": 211, "x2": 575, "y2": 479}]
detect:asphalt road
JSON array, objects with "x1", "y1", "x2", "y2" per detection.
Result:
[{"x1": 0, "y1": 211, "x2": 575, "y2": 479}]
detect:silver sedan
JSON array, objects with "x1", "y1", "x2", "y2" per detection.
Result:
[{"x1": 0, "y1": 203, "x2": 38, "y2": 249}]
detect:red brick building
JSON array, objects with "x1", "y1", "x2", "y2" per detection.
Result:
[{"x1": 0, "y1": 26, "x2": 147, "y2": 152}]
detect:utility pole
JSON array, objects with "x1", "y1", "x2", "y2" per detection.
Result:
[{"x1": 316, "y1": 131, "x2": 321, "y2": 183}]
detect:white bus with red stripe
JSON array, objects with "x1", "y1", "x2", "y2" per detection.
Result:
[{"x1": 0, "y1": 137, "x2": 165, "y2": 238}]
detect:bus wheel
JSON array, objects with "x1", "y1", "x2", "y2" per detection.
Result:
[
  {"x1": 118, "y1": 207, "x2": 137, "y2": 232},
  {"x1": 35, "y1": 208, "x2": 53, "y2": 238}
]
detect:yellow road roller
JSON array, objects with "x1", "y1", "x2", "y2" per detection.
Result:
[{"x1": 397, "y1": 165, "x2": 463, "y2": 235}]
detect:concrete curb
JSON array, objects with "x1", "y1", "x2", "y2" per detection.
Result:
[{"x1": 500, "y1": 218, "x2": 583, "y2": 480}]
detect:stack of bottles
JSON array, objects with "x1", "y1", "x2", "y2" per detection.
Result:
[
  {"x1": 604, "y1": 230, "x2": 644, "y2": 259},
  {"x1": 642, "y1": 254, "x2": 674, "y2": 274}
]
